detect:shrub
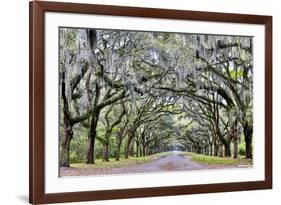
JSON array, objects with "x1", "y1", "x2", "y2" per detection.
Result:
[{"x1": 69, "y1": 152, "x2": 79, "y2": 163}]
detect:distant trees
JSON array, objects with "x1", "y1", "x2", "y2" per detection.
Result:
[
  {"x1": 59, "y1": 28, "x2": 253, "y2": 167},
  {"x1": 97, "y1": 102, "x2": 126, "y2": 161}
]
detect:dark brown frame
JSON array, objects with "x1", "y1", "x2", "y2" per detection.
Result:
[{"x1": 29, "y1": 1, "x2": 272, "y2": 204}]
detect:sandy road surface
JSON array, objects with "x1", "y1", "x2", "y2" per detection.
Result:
[{"x1": 60, "y1": 153, "x2": 238, "y2": 176}]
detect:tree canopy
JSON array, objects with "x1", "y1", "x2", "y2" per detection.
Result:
[{"x1": 59, "y1": 28, "x2": 253, "y2": 167}]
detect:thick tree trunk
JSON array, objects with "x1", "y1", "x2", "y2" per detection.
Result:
[
  {"x1": 210, "y1": 143, "x2": 213, "y2": 156},
  {"x1": 125, "y1": 140, "x2": 130, "y2": 159},
  {"x1": 231, "y1": 119, "x2": 238, "y2": 158},
  {"x1": 224, "y1": 143, "x2": 231, "y2": 157},
  {"x1": 86, "y1": 112, "x2": 99, "y2": 164},
  {"x1": 86, "y1": 133, "x2": 95, "y2": 164},
  {"x1": 233, "y1": 136, "x2": 238, "y2": 158},
  {"x1": 243, "y1": 121, "x2": 253, "y2": 159},
  {"x1": 214, "y1": 141, "x2": 219, "y2": 156},
  {"x1": 142, "y1": 143, "x2": 146, "y2": 156},
  {"x1": 129, "y1": 139, "x2": 135, "y2": 156},
  {"x1": 218, "y1": 144, "x2": 224, "y2": 157},
  {"x1": 60, "y1": 70, "x2": 73, "y2": 167},
  {"x1": 245, "y1": 138, "x2": 252, "y2": 158},
  {"x1": 136, "y1": 142, "x2": 140, "y2": 157},
  {"x1": 103, "y1": 143, "x2": 109, "y2": 161},
  {"x1": 139, "y1": 146, "x2": 143, "y2": 157},
  {"x1": 125, "y1": 131, "x2": 134, "y2": 158},
  {"x1": 60, "y1": 125, "x2": 73, "y2": 167}
]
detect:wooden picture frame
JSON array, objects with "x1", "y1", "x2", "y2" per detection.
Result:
[{"x1": 29, "y1": 1, "x2": 272, "y2": 204}]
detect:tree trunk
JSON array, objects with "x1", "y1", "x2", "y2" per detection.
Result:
[
  {"x1": 125, "y1": 131, "x2": 134, "y2": 158},
  {"x1": 218, "y1": 144, "x2": 223, "y2": 157},
  {"x1": 102, "y1": 131, "x2": 110, "y2": 161},
  {"x1": 197, "y1": 146, "x2": 201, "y2": 154},
  {"x1": 86, "y1": 112, "x2": 99, "y2": 164},
  {"x1": 244, "y1": 123, "x2": 253, "y2": 159},
  {"x1": 206, "y1": 145, "x2": 209, "y2": 155},
  {"x1": 233, "y1": 136, "x2": 238, "y2": 158},
  {"x1": 224, "y1": 143, "x2": 231, "y2": 157},
  {"x1": 210, "y1": 143, "x2": 213, "y2": 156},
  {"x1": 214, "y1": 141, "x2": 219, "y2": 156},
  {"x1": 142, "y1": 143, "x2": 146, "y2": 156},
  {"x1": 103, "y1": 143, "x2": 109, "y2": 161},
  {"x1": 86, "y1": 132, "x2": 95, "y2": 164},
  {"x1": 115, "y1": 141, "x2": 121, "y2": 161},
  {"x1": 139, "y1": 145, "x2": 143, "y2": 157},
  {"x1": 129, "y1": 139, "x2": 135, "y2": 157},
  {"x1": 60, "y1": 70, "x2": 73, "y2": 167},
  {"x1": 136, "y1": 142, "x2": 140, "y2": 157},
  {"x1": 125, "y1": 140, "x2": 130, "y2": 159},
  {"x1": 60, "y1": 125, "x2": 73, "y2": 167},
  {"x1": 233, "y1": 120, "x2": 238, "y2": 158}
]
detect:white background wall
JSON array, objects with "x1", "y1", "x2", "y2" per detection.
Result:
[{"x1": 0, "y1": 0, "x2": 279, "y2": 204}]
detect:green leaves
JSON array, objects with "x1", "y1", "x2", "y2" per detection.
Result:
[
  {"x1": 229, "y1": 68, "x2": 244, "y2": 80},
  {"x1": 59, "y1": 27, "x2": 253, "y2": 165}
]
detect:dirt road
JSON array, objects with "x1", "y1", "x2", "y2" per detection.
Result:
[{"x1": 60, "y1": 153, "x2": 234, "y2": 176}]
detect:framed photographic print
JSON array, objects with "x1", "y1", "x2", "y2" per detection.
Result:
[{"x1": 29, "y1": 1, "x2": 272, "y2": 204}]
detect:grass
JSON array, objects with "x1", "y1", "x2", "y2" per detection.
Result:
[
  {"x1": 70, "y1": 152, "x2": 174, "y2": 169},
  {"x1": 184, "y1": 152, "x2": 253, "y2": 165},
  {"x1": 70, "y1": 151, "x2": 252, "y2": 169}
]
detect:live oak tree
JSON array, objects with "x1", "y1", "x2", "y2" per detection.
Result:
[
  {"x1": 190, "y1": 35, "x2": 253, "y2": 158},
  {"x1": 59, "y1": 29, "x2": 93, "y2": 166},
  {"x1": 59, "y1": 28, "x2": 254, "y2": 167}
]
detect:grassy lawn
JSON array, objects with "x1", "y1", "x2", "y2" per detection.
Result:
[
  {"x1": 184, "y1": 152, "x2": 253, "y2": 166},
  {"x1": 70, "y1": 152, "x2": 174, "y2": 169}
]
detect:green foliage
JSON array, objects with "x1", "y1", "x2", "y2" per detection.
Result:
[
  {"x1": 69, "y1": 129, "x2": 88, "y2": 163},
  {"x1": 94, "y1": 141, "x2": 104, "y2": 159},
  {"x1": 229, "y1": 68, "x2": 244, "y2": 80},
  {"x1": 238, "y1": 139, "x2": 246, "y2": 156},
  {"x1": 60, "y1": 27, "x2": 254, "y2": 171},
  {"x1": 69, "y1": 152, "x2": 79, "y2": 163}
]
